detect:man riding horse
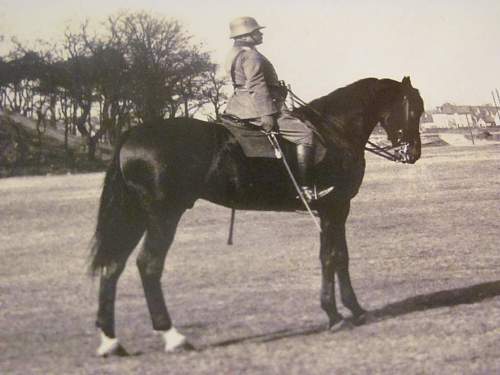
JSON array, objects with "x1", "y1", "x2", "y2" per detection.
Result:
[
  {"x1": 224, "y1": 16, "x2": 333, "y2": 202},
  {"x1": 91, "y1": 15, "x2": 424, "y2": 356}
]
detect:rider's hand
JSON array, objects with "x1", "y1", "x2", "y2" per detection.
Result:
[{"x1": 260, "y1": 114, "x2": 277, "y2": 133}]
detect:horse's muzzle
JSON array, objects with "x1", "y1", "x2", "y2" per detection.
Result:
[{"x1": 393, "y1": 142, "x2": 419, "y2": 164}]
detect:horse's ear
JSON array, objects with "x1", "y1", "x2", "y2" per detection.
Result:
[{"x1": 402, "y1": 76, "x2": 412, "y2": 87}]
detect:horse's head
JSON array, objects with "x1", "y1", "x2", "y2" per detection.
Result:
[{"x1": 379, "y1": 76, "x2": 424, "y2": 164}]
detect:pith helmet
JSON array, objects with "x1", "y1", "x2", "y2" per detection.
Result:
[{"x1": 229, "y1": 16, "x2": 265, "y2": 39}]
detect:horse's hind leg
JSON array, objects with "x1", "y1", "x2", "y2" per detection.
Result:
[
  {"x1": 95, "y1": 222, "x2": 145, "y2": 356},
  {"x1": 136, "y1": 205, "x2": 190, "y2": 352}
]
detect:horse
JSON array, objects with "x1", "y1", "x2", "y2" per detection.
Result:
[{"x1": 89, "y1": 76, "x2": 424, "y2": 356}]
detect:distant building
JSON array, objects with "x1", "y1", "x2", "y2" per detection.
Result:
[{"x1": 421, "y1": 103, "x2": 500, "y2": 129}]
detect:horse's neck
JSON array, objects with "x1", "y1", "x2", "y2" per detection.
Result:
[
  {"x1": 315, "y1": 80, "x2": 394, "y2": 152},
  {"x1": 359, "y1": 115, "x2": 381, "y2": 147},
  {"x1": 310, "y1": 105, "x2": 378, "y2": 155}
]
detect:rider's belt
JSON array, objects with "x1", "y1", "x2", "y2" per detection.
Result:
[
  {"x1": 233, "y1": 86, "x2": 250, "y2": 93},
  {"x1": 233, "y1": 84, "x2": 283, "y2": 91}
]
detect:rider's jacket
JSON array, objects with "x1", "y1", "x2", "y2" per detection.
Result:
[{"x1": 224, "y1": 43, "x2": 287, "y2": 119}]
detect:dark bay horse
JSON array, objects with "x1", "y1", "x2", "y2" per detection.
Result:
[{"x1": 90, "y1": 77, "x2": 424, "y2": 355}]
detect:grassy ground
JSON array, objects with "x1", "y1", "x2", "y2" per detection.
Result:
[{"x1": 1, "y1": 143, "x2": 500, "y2": 374}]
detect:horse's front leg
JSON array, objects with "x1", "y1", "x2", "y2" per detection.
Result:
[
  {"x1": 137, "y1": 207, "x2": 193, "y2": 352},
  {"x1": 319, "y1": 200, "x2": 365, "y2": 329},
  {"x1": 319, "y1": 220, "x2": 344, "y2": 329}
]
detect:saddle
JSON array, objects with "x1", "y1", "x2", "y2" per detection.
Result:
[{"x1": 219, "y1": 114, "x2": 327, "y2": 163}]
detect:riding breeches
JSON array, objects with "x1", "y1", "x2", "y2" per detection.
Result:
[{"x1": 252, "y1": 110, "x2": 314, "y2": 146}]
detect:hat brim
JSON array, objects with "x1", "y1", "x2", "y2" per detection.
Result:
[{"x1": 230, "y1": 25, "x2": 266, "y2": 39}]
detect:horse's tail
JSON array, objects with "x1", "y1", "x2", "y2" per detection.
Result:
[{"x1": 89, "y1": 133, "x2": 143, "y2": 276}]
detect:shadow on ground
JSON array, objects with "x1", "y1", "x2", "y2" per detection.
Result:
[{"x1": 200, "y1": 280, "x2": 500, "y2": 350}]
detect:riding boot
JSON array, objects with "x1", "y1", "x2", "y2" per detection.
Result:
[{"x1": 296, "y1": 144, "x2": 334, "y2": 203}]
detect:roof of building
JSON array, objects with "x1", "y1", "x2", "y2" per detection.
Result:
[{"x1": 423, "y1": 103, "x2": 500, "y2": 126}]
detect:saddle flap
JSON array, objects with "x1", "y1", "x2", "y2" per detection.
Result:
[
  {"x1": 219, "y1": 115, "x2": 326, "y2": 162},
  {"x1": 220, "y1": 116, "x2": 276, "y2": 158}
]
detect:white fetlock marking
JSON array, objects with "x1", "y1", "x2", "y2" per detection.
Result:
[
  {"x1": 97, "y1": 331, "x2": 120, "y2": 357},
  {"x1": 161, "y1": 327, "x2": 186, "y2": 352}
]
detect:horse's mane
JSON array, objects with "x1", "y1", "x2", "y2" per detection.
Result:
[{"x1": 300, "y1": 78, "x2": 402, "y2": 116}]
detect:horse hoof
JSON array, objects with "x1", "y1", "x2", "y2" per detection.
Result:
[
  {"x1": 352, "y1": 311, "x2": 369, "y2": 326},
  {"x1": 97, "y1": 338, "x2": 129, "y2": 357},
  {"x1": 328, "y1": 314, "x2": 345, "y2": 331},
  {"x1": 166, "y1": 339, "x2": 195, "y2": 353},
  {"x1": 169, "y1": 340, "x2": 196, "y2": 352},
  {"x1": 162, "y1": 327, "x2": 194, "y2": 352}
]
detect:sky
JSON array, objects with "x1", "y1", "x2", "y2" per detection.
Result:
[{"x1": 1, "y1": 0, "x2": 499, "y2": 109}]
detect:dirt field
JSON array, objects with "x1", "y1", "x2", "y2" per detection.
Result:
[{"x1": 1, "y1": 143, "x2": 500, "y2": 374}]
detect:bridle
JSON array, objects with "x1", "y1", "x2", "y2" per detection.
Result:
[
  {"x1": 288, "y1": 87, "x2": 414, "y2": 163},
  {"x1": 365, "y1": 95, "x2": 413, "y2": 163},
  {"x1": 364, "y1": 140, "x2": 410, "y2": 162}
]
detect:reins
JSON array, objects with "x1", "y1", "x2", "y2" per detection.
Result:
[
  {"x1": 364, "y1": 141, "x2": 400, "y2": 161},
  {"x1": 287, "y1": 87, "x2": 402, "y2": 162}
]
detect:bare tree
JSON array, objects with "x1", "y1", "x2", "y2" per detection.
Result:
[
  {"x1": 202, "y1": 63, "x2": 229, "y2": 121},
  {"x1": 107, "y1": 11, "x2": 213, "y2": 122},
  {"x1": 0, "y1": 57, "x2": 8, "y2": 109},
  {"x1": 0, "y1": 11, "x2": 220, "y2": 161},
  {"x1": 61, "y1": 29, "x2": 101, "y2": 159}
]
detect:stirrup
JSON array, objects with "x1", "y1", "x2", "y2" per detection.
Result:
[{"x1": 299, "y1": 185, "x2": 334, "y2": 202}]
